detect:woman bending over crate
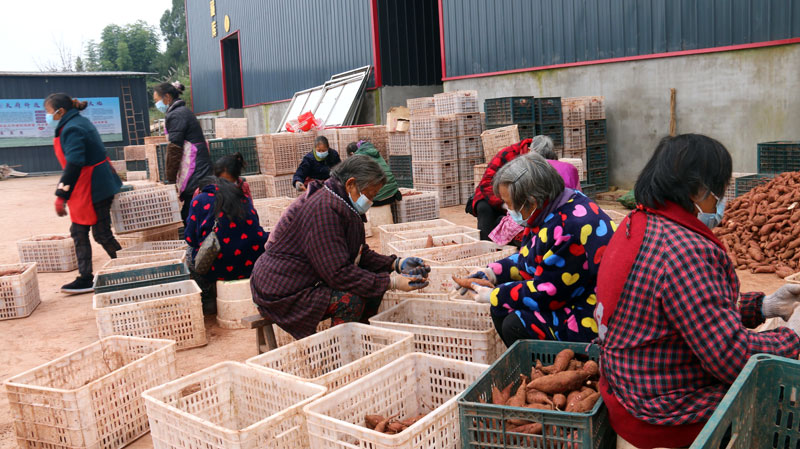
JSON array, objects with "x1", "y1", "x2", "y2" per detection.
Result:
[
  {"x1": 457, "y1": 153, "x2": 614, "y2": 347},
  {"x1": 184, "y1": 176, "x2": 269, "y2": 314},
  {"x1": 251, "y1": 155, "x2": 430, "y2": 340},
  {"x1": 46, "y1": 93, "x2": 123, "y2": 294},
  {"x1": 154, "y1": 82, "x2": 213, "y2": 221}
]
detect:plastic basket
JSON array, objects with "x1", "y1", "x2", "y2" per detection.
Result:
[
  {"x1": 264, "y1": 174, "x2": 298, "y2": 198},
  {"x1": 481, "y1": 125, "x2": 520, "y2": 161},
  {"x1": 253, "y1": 197, "x2": 294, "y2": 227},
  {"x1": 564, "y1": 126, "x2": 587, "y2": 151},
  {"x1": 143, "y1": 361, "x2": 326, "y2": 449},
  {"x1": 586, "y1": 144, "x2": 608, "y2": 171},
  {"x1": 407, "y1": 97, "x2": 435, "y2": 112},
  {"x1": 0, "y1": 262, "x2": 40, "y2": 320},
  {"x1": 561, "y1": 99, "x2": 587, "y2": 127},
  {"x1": 455, "y1": 112, "x2": 483, "y2": 136},
  {"x1": 381, "y1": 225, "x2": 480, "y2": 253},
  {"x1": 473, "y1": 163, "x2": 488, "y2": 187},
  {"x1": 111, "y1": 185, "x2": 181, "y2": 234},
  {"x1": 378, "y1": 291, "x2": 451, "y2": 314},
  {"x1": 458, "y1": 340, "x2": 613, "y2": 449},
  {"x1": 92, "y1": 280, "x2": 206, "y2": 349},
  {"x1": 388, "y1": 131, "x2": 411, "y2": 156},
  {"x1": 246, "y1": 323, "x2": 413, "y2": 393},
  {"x1": 725, "y1": 172, "x2": 756, "y2": 201},
  {"x1": 414, "y1": 183, "x2": 460, "y2": 208},
  {"x1": 245, "y1": 174, "x2": 269, "y2": 199},
  {"x1": 274, "y1": 320, "x2": 332, "y2": 348},
  {"x1": 5, "y1": 336, "x2": 177, "y2": 449},
  {"x1": 110, "y1": 159, "x2": 126, "y2": 174},
  {"x1": 93, "y1": 262, "x2": 190, "y2": 294},
  {"x1": 485, "y1": 97, "x2": 535, "y2": 126},
  {"x1": 757, "y1": 141, "x2": 800, "y2": 174},
  {"x1": 458, "y1": 157, "x2": 485, "y2": 181},
  {"x1": 391, "y1": 190, "x2": 440, "y2": 223},
  {"x1": 516, "y1": 123, "x2": 535, "y2": 140},
  {"x1": 410, "y1": 116, "x2": 457, "y2": 140},
  {"x1": 459, "y1": 181, "x2": 473, "y2": 204},
  {"x1": 457, "y1": 135, "x2": 484, "y2": 160},
  {"x1": 208, "y1": 138, "x2": 260, "y2": 175},
  {"x1": 214, "y1": 118, "x2": 248, "y2": 139},
  {"x1": 370, "y1": 299, "x2": 504, "y2": 364},
  {"x1": 378, "y1": 219, "x2": 456, "y2": 246},
  {"x1": 16, "y1": 234, "x2": 78, "y2": 273},
  {"x1": 118, "y1": 240, "x2": 187, "y2": 257},
  {"x1": 560, "y1": 157, "x2": 585, "y2": 182},
  {"x1": 116, "y1": 223, "x2": 182, "y2": 250},
  {"x1": 256, "y1": 133, "x2": 300, "y2": 175},
  {"x1": 337, "y1": 128, "x2": 360, "y2": 155},
  {"x1": 735, "y1": 174, "x2": 775, "y2": 197},
  {"x1": 585, "y1": 119, "x2": 607, "y2": 145},
  {"x1": 386, "y1": 234, "x2": 480, "y2": 258},
  {"x1": 410, "y1": 138, "x2": 458, "y2": 162},
  {"x1": 587, "y1": 167, "x2": 609, "y2": 192},
  {"x1": 304, "y1": 353, "x2": 488, "y2": 449},
  {"x1": 536, "y1": 122, "x2": 564, "y2": 147},
  {"x1": 413, "y1": 160, "x2": 459, "y2": 185},
  {"x1": 99, "y1": 251, "x2": 187, "y2": 272},
  {"x1": 534, "y1": 97, "x2": 563, "y2": 123},
  {"x1": 583, "y1": 96, "x2": 606, "y2": 120},
  {"x1": 434, "y1": 90, "x2": 479, "y2": 115},
  {"x1": 124, "y1": 145, "x2": 146, "y2": 161},
  {"x1": 413, "y1": 241, "x2": 518, "y2": 266},
  {"x1": 357, "y1": 125, "x2": 390, "y2": 161}
]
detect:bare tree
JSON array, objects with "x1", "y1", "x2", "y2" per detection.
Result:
[{"x1": 35, "y1": 38, "x2": 78, "y2": 72}]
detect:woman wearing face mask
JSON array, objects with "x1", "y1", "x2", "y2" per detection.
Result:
[
  {"x1": 292, "y1": 136, "x2": 341, "y2": 193},
  {"x1": 45, "y1": 93, "x2": 123, "y2": 294},
  {"x1": 457, "y1": 153, "x2": 615, "y2": 347},
  {"x1": 250, "y1": 155, "x2": 431, "y2": 340},
  {"x1": 153, "y1": 82, "x2": 212, "y2": 220},
  {"x1": 345, "y1": 141, "x2": 401, "y2": 206},
  {"x1": 594, "y1": 134, "x2": 800, "y2": 449}
]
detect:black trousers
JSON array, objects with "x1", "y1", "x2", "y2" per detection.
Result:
[
  {"x1": 492, "y1": 313, "x2": 530, "y2": 348},
  {"x1": 475, "y1": 199, "x2": 506, "y2": 241},
  {"x1": 70, "y1": 197, "x2": 121, "y2": 279},
  {"x1": 180, "y1": 191, "x2": 193, "y2": 222}
]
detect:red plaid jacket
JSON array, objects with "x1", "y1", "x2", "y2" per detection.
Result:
[
  {"x1": 598, "y1": 210, "x2": 800, "y2": 427},
  {"x1": 472, "y1": 138, "x2": 531, "y2": 210}
]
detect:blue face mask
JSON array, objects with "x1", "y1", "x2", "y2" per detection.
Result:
[
  {"x1": 509, "y1": 201, "x2": 536, "y2": 227},
  {"x1": 156, "y1": 100, "x2": 168, "y2": 113},
  {"x1": 315, "y1": 150, "x2": 329, "y2": 160},
  {"x1": 351, "y1": 191, "x2": 372, "y2": 215},
  {"x1": 695, "y1": 191, "x2": 726, "y2": 229},
  {"x1": 46, "y1": 113, "x2": 59, "y2": 129}
]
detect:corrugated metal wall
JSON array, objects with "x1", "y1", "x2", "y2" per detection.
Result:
[
  {"x1": 187, "y1": 0, "x2": 375, "y2": 113},
  {"x1": 0, "y1": 75, "x2": 149, "y2": 173},
  {"x1": 376, "y1": 0, "x2": 442, "y2": 86},
  {"x1": 441, "y1": 0, "x2": 800, "y2": 78}
]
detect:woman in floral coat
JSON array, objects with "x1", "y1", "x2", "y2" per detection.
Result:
[{"x1": 461, "y1": 153, "x2": 615, "y2": 346}]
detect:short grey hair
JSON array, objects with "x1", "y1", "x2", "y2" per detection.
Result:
[
  {"x1": 330, "y1": 154, "x2": 387, "y2": 191},
  {"x1": 493, "y1": 152, "x2": 564, "y2": 210},
  {"x1": 530, "y1": 135, "x2": 557, "y2": 160}
]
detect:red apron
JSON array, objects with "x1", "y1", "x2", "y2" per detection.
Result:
[{"x1": 53, "y1": 136, "x2": 109, "y2": 226}]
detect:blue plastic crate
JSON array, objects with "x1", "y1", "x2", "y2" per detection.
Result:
[
  {"x1": 93, "y1": 262, "x2": 189, "y2": 294},
  {"x1": 734, "y1": 174, "x2": 775, "y2": 197},
  {"x1": 585, "y1": 120, "x2": 607, "y2": 146},
  {"x1": 534, "y1": 97, "x2": 563, "y2": 124},
  {"x1": 207, "y1": 137, "x2": 260, "y2": 175},
  {"x1": 535, "y1": 123, "x2": 564, "y2": 147},
  {"x1": 485, "y1": 97, "x2": 535, "y2": 126},
  {"x1": 586, "y1": 145, "x2": 608, "y2": 170},
  {"x1": 757, "y1": 141, "x2": 800, "y2": 174}
]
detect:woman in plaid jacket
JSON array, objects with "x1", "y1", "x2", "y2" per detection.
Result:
[{"x1": 595, "y1": 134, "x2": 800, "y2": 449}]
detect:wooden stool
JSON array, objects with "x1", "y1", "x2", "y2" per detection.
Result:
[{"x1": 241, "y1": 314, "x2": 278, "y2": 354}]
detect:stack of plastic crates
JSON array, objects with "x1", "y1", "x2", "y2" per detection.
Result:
[
  {"x1": 208, "y1": 137, "x2": 259, "y2": 175},
  {"x1": 534, "y1": 97, "x2": 564, "y2": 151},
  {"x1": 410, "y1": 118, "x2": 459, "y2": 208},
  {"x1": 757, "y1": 141, "x2": 800, "y2": 174},
  {"x1": 454, "y1": 112, "x2": 485, "y2": 205},
  {"x1": 256, "y1": 133, "x2": 301, "y2": 176},
  {"x1": 390, "y1": 189, "x2": 440, "y2": 223}
]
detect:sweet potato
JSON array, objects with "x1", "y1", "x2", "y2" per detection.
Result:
[
  {"x1": 492, "y1": 386, "x2": 506, "y2": 405},
  {"x1": 526, "y1": 388, "x2": 552, "y2": 405},
  {"x1": 508, "y1": 422, "x2": 543, "y2": 435},
  {"x1": 530, "y1": 367, "x2": 545, "y2": 380},
  {"x1": 568, "y1": 359, "x2": 583, "y2": 371},
  {"x1": 374, "y1": 414, "x2": 398, "y2": 433},
  {"x1": 754, "y1": 265, "x2": 776, "y2": 274},
  {"x1": 398, "y1": 414, "x2": 427, "y2": 427},
  {"x1": 507, "y1": 379, "x2": 527, "y2": 408},
  {"x1": 582, "y1": 360, "x2": 599, "y2": 377},
  {"x1": 451, "y1": 276, "x2": 495, "y2": 291},
  {"x1": 553, "y1": 394, "x2": 567, "y2": 410},
  {"x1": 387, "y1": 422, "x2": 407, "y2": 433},
  {"x1": 568, "y1": 392, "x2": 600, "y2": 413},
  {"x1": 776, "y1": 266, "x2": 795, "y2": 279},
  {"x1": 541, "y1": 349, "x2": 574, "y2": 374},
  {"x1": 528, "y1": 370, "x2": 589, "y2": 394},
  {"x1": 365, "y1": 415, "x2": 384, "y2": 429},
  {"x1": 425, "y1": 235, "x2": 434, "y2": 248},
  {"x1": 525, "y1": 402, "x2": 553, "y2": 410}
]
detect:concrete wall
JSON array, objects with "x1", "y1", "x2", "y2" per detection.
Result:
[{"x1": 443, "y1": 43, "x2": 800, "y2": 188}]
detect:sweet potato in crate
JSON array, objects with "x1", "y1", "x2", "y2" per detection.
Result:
[
  {"x1": 434, "y1": 90, "x2": 479, "y2": 115},
  {"x1": 143, "y1": 362, "x2": 326, "y2": 449},
  {"x1": 410, "y1": 116, "x2": 457, "y2": 140},
  {"x1": 387, "y1": 233, "x2": 479, "y2": 258},
  {"x1": 5, "y1": 336, "x2": 177, "y2": 449},
  {"x1": 16, "y1": 234, "x2": 78, "y2": 272},
  {"x1": 377, "y1": 219, "x2": 456, "y2": 247},
  {"x1": 481, "y1": 125, "x2": 520, "y2": 161},
  {"x1": 246, "y1": 323, "x2": 413, "y2": 393},
  {"x1": 304, "y1": 353, "x2": 488, "y2": 449},
  {"x1": 391, "y1": 189, "x2": 440, "y2": 223},
  {"x1": 0, "y1": 263, "x2": 40, "y2": 320},
  {"x1": 370, "y1": 299, "x2": 505, "y2": 363},
  {"x1": 409, "y1": 138, "x2": 458, "y2": 162},
  {"x1": 414, "y1": 240, "x2": 518, "y2": 267},
  {"x1": 380, "y1": 224, "x2": 479, "y2": 253},
  {"x1": 118, "y1": 240, "x2": 187, "y2": 257},
  {"x1": 415, "y1": 183, "x2": 460, "y2": 208},
  {"x1": 111, "y1": 185, "x2": 182, "y2": 234}
]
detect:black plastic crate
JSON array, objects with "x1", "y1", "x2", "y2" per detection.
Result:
[
  {"x1": 586, "y1": 144, "x2": 608, "y2": 170},
  {"x1": 395, "y1": 178, "x2": 414, "y2": 189},
  {"x1": 735, "y1": 174, "x2": 775, "y2": 197},
  {"x1": 581, "y1": 183, "x2": 597, "y2": 199},
  {"x1": 587, "y1": 167, "x2": 609, "y2": 193},
  {"x1": 155, "y1": 143, "x2": 168, "y2": 182},
  {"x1": 105, "y1": 146, "x2": 124, "y2": 160},
  {"x1": 208, "y1": 137, "x2": 260, "y2": 175},
  {"x1": 585, "y1": 119, "x2": 607, "y2": 145},
  {"x1": 535, "y1": 123, "x2": 563, "y2": 147},
  {"x1": 93, "y1": 262, "x2": 190, "y2": 294},
  {"x1": 757, "y1": 141, "x2": 800, "y2": 174},
  {"x1": 389, "y1": 155, "x2": 413, "y2": 180},
  {"x1": 484, "y1": 97, "x2": 534, "y2": 126},
  {"x1": 518, "y1": 124, "x2": 535, "y2": 140},
  {"x1": 125, "y1": 160, "x2": 148, "y2": 172},
  {"x1": 534, "y1": 97, "x2": 562, "y2": 123}
]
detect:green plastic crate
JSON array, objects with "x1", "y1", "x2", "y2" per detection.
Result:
[
  {"x1": 93, "y1": 262, "x2": 189, "y2": 294},
  {"x1": 690, "y1": 354, "x2": 800, "y2": 449},
  {"x1": 458, "y1": 340, "x2": 614, "y2": 449},
  {"x1": 734, "y1": 174, "x2": 775, "y2": 197},
  {"x1": 757, "y1": 141, "x2": 800, "y2": 174},
  {"x1": 484, "y1": 97, "x2": 535, "y2": 126},
  {"x1": 208, "y1": 137, "x2": 259, "y2": 175}
]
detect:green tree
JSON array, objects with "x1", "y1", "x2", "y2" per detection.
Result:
[
  {"x1": 116, "y1": 41, "x2": 133, "y2": 71},
  {"x1": 156, "y1": 0, "x2": 188, "y2": 76},
  {"x1": 74, "y1": 56, "x2": 84, "y2": 72},
  {"x1": 84, "y1": 40, "x2": 101, "y2": 71},
  {"x1": 91, "y1": 21, "x2": 159, "y2": 72}
]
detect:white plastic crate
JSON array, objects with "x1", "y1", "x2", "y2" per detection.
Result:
[
  {"x1": 370, "y1": 299, "x2": 504, "y2": 363},
  {"x1": 386, "y1": 234, "x2": 479, "y2": 259},
  {"x1": 337, "y1": 128, "x2": 360, "y2": 156},
  {"x1": 412, "y1": 160, "x2": 458, "y2": 185},
  {"x1": 256, "y1": 134, "x2": 300, "y2": 175},
  {"x1": 304, "y1": 353, "x2": 488, "y2": 449},
  {"x1": 409, "y1": 116, "x2": 457, "y2": 140},
  {"x1": 378, "y1": 291, "x2": 450, "y2": 313},
  {"x1": 563, "y1": 126, "x2": 587, "y2": 151},
  {"x1": 245, "y1": 174, "x2": 269, "y2": 199},
  {"x1": 434, "y1": 90, "x2": 479, "y2": 115},
  {"x1": 214, "y1": 118, "x2": 248, "y2": 139},
  {"x1": 247, "y1": 323, "x2": 413, "y2": 393},
  {"x1": 264, "y1": 174, "x2": 298, "y2": 198},
  {"x1": 253, "y1": 196, "x2": 294, "y2": 227},
  {"x1": 388, "y1": 131, "x2": 410, "y2": 156},
  {"x1": 457, "y1": 135, "x2": 484, "y2": 159},
  {"x1": 99, "y1": 250, "x2": 187, "y2": 271},
  {"x1": 110, "y1": 160, "x2": 127, "y2": 174},
  {"x1": 378, "y1": 219, "x2": 455, "y2": 246},
  {"x1": 123, "y1": 145, "x2": 146, "y2": 161},
  {"x1": 216, "y1": 279, "x2": 258, "y2": 329},
  {"x1": 409, "y1": 138, "x2": 458, "y2": 162},
  {"x1": 16, "y1": 234, "x2": 78, "y2": 272},
  {"x1": 459, "y1": 181, "x2": 474, "y2": 205},
  {"x1": 118, "y1": 240, "x2": 188, "y2": 256},
  {"x1": 414, "y1": 183, "x2": 460, "y2": 208},
  {"x1": 473, "y1": 163, "x2": 487, "y2": 189},
  {"x1": 560, "y1": 157, "x2": 585, "y2": 182},
  {"x1": 414, "y1": 241, "x2": 518, "y2": 267},
  {"x1": 143, "y1": 362, "x2": 326, "y2": 449},
  {"x1": 415, "y1": 265, "x2": 481, "y2": 294},
  {"x1": 458, "y1": 157, "x2": 485, "y2": 181},
  {"x1": 126, "y1": 171, "x2": 148, "y2": 181},
  {"x1": 111, "y1": 185, "x2": 182, "y2": 234},
  {"x1": 92, "y1": 280, "x2": 207, "y2": 350},
  {"x1": 0, "y1": 263, "x2": 40, "y2": 320},
  {"x1": 391, "y1": 190, "x2": 440, "y2": 223},
  {"x1": 561, "y1": 99, "x2": 587, "y2": 127},
  {"x1": 115, "y1": 223, "x2": 182, "y2": 250},
  {"x1": 381, "y1": 225, "x2": 480, "y2": 253},
  {"x1": 406, "y1": 97, "x2": 435, "y2": 112},
  {"x1": 5, "y1": 336, "x2": 177, "y2": 449},
  {"x1": 275, "y1": 320, "x2": 333, "y2": 347},
  {"x1": 481, "y1": 125, "x2": 519, "y2": 161},
  {"x1": 454, "y1": 112, "x2": 483, "y2": 136}
]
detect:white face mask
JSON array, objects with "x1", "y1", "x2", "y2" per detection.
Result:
[{"x1": 508, "y1": 200, "x2": 536, "y2": 227}]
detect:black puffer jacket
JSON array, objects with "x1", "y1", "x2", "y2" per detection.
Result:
[{"x1": 164, "y1": 99, "x2": 212, "y2": 196}]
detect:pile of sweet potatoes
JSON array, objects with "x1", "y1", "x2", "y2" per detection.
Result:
[
  {"x1": 715, "y1": 172, "x2": 800, "y2": 279},
  {"x1": 364, "y1": 412, "x2": 428, "y2": 434},
  {"x1": 484, "y1": 349, "x2": 600, "y2": 436}
]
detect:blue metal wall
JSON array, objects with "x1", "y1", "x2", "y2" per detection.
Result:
[
  {"x1": 441, "y1": 0, "x2": 800, "y2": 78},
  {"x1": 187, "y1": 0, "x2": 375, "y2": 113}
]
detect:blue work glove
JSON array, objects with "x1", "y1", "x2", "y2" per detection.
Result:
[
  {"x1": 394, "y1": 257, "x2": 431, "y2": 278},
  {"x1": 456, "y1": 267, "x2": 497, "y2": 296}
]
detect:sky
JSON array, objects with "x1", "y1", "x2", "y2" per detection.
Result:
[{"x1": 0, "y1": 0, "x2": 172, "y2": 72}]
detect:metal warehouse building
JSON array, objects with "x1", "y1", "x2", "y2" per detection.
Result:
[
  {"x1": 187, "y1": 0, "x2": 800, "y2": 186},
  {"x1": 0, "y1": 72, "x2": 150, "y2": 174}
]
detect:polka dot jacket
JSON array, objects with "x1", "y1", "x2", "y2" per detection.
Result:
[{"x1": 488, "y1": 191, "x2": 616, "y2": 342}]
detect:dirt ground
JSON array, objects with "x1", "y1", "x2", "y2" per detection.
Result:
[{"x1": 0, "y1": 176, "x2": 788, "y2": 449}]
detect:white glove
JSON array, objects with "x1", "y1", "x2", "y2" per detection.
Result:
[
  {"x1": 763, "y1": 284, "x2": 800, "y2": 320},
  {"x1": 295, "y1": 181, "x2": 306, "y2": 192},
  {"x1": 469, "y1": 284, "x2": 494, "y2": 304},
  {"x1": 786, "y1": 304, "x2": 800, "y2": 338},
  {"x1": 456, "y1": 267, "x2": 497, "y2": 296}
]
